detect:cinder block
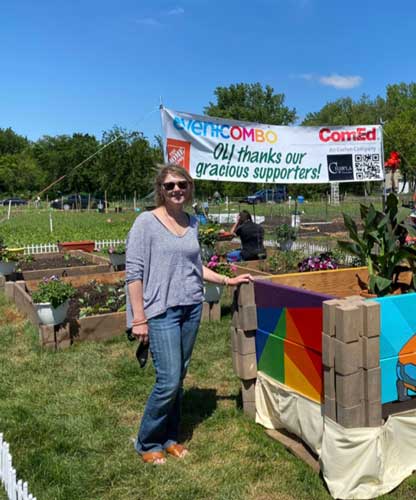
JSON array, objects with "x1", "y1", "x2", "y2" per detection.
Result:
[
  {"x1": 235, "y1": 352, "x2": 257, "y2": 380},
  {"x1": 336, "y1": 371, "x2": 363, "y2": 407},
  {"x1": 363, "y1": 367, "x2": 381, "y2": 402},
  {"x1": 334, "y1": 338, "x2": 362, "y2": 375},
  {"x1": 39, "y1": 324, "x2": 55, "y2": 345},
  {"x1": 337, "y1": 402, "x2": 365, "y2": 428},
  {"x1": 362, "y1": 336, "x2": 380, "y2": 369},
  {"x1": 324, "y1": 397, "x2": 336, "y2": 421},
  {"x1": 364, "y1": 400, "x2": 382, "y2": 427},
  {"x1": 4, "y1": 282, "x2": 14, "y2": 299},
  {"x1": 238, "y1": 305, "x2": 257, "y2": 331},
  {"x1": 56, "y1": 324, "x2": 71, "y2": 349},
  {"x1": 322, "y1": 333, "x2": 335, "y2": 368},
  {"x1": 362, "y1": 301, "x2": 380, "y2": 338},
  {"x1": 241, "y1": 378, "x2": 256, "y2": 403},
  {"x1": 235, "y1": 329, "x2": 256, "y2": 355},
  {"x1": 201, "y1": 302, "x2": 221, "y2": 322},
  {"x1": 323, "y1": 366, "x2": 336, "y2": 399},
  {"x1": 232, "y1": 308, "x2": 240, "y2": 328},
  {"x1": 335, "y1": 305, "x2": 362, "y2": 343},
  {"x1": 237, "y1": 282, "x2": 256, "y2": 306},
  {"x1": 322, "y1": 299, "x2": 342, "y2": 336},
  {"x1": 242, "y1": 401, "x2": 256, "y2": 419},
  {"x1": 345, "y1": 295, "x2": 365, "y2": 302}
]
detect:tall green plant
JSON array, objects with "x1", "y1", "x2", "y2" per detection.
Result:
[{"x1": 338, "y1": 193, "x2": 416, "y2": 296}]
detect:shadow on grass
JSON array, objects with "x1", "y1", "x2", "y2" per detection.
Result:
[{"x1": 181, "y1": 387, "x2": 238, "y2": 441}]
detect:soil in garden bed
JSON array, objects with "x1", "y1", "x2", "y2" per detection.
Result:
[
  {"x1": 19, "y1": 254, "x2": 91, "y2": 271},
  {"x1": 67, "y1": 280, "x2": 126, "y2": 321}
]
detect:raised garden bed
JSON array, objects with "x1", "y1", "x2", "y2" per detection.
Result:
[
  {"x1": 16, "y1": 250, "x2": 111, "y2": 280},
  {"x1": 5, "y1": 271, "x2": 126, "y2": 349},
  {"x1": 232, "y1": 269, "x2": 416, "y2": 498}
]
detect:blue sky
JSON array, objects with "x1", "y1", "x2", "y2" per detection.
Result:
[{"x1": 1, "y1": 0, "x2": 414, "y2": 143}]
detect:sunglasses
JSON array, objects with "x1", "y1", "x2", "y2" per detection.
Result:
[{"x1": 162, "y1": 181, "x2": 189, "y2": 191}]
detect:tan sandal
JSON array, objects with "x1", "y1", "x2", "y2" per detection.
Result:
[
  {"x1": 142, "y1": 451, "x2": 166, "y2": 464},
  {"x1": 166, "y1": 443, "x2": 188, "y2": 458}
]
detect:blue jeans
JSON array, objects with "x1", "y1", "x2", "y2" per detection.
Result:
[{"x1": 135, "y1": 303, "x2": 203, "y2": 454}]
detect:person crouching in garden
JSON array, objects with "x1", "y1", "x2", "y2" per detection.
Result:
[{"x1": 126, "y1": 164, "x2": 252, "y2": 465}]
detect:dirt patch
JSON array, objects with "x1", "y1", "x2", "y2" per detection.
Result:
[
  {"x1": 67, "y1": 280, "x2": 125, "y2": 321},
  {"x1": 19, "y1": 254, "x2": 90, "y2": 271}
]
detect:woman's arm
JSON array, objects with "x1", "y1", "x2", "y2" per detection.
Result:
[
  {"x1": 230, "y1": 215, "x2": 241, "y2": 235},
  {"x1": 128, "y1": 280, "x2": 148, "y2": 344},
  {"x1": 203, "y1": 265, "x2": 252, "y2": 286}
]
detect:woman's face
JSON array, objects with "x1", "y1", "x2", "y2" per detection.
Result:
[{"x1": 161, "y1": 173, "x2": 190, "y2": 208}]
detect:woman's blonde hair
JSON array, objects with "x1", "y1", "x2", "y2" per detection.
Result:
[{"x1": 154, "y1": 164, "x2": 194, "y2": 207}]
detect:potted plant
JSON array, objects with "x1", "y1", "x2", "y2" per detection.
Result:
[
  {"x1": 0, "y1": 240, "x2": 23, "y2": 276},
  {"x1": 275, "y1": 223, "x2": 298, "y2": 251},
  {"x1": 198, "y1": 225, "x2": 220, "y2": 262},
  {"x1": 32, "y1": 276, "x2": 75, "y2": 325},
  {"x1": 338, "y1": 193, "x2": 416, "y2": 297},
  {"x1": 105, "y1": 243, "x2": 126, "y2": 269},
  {"x1": 204, "y1": 255, "x2": 237, "y2": 302}
]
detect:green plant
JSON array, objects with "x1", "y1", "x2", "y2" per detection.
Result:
[
  {"x1": 198, "y1": 225, "x2": 220, "y2": 247},
  {"x1": 104, "y1": 243, "x2": 126, "y2": 255},
  {"x1": 263, "y1": 250, "x2": 303, "y2": 274},
  {"x1": 32, "y1": 276, "x2": 75, "y2": 308},
  {"x1": 275, "y1": 223, "x2": 297, "y2": 241},
  {"x1": 206, "y1": 255, "x2": 237, "y2": 278},
  {"x1": 338, "y1": 193, "x2": 416, "y2": 296},
  {"x1": 0, "y1": 243, "x2": 23, "y2": 262}
]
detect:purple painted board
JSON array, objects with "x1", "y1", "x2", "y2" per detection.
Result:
[{"x1": 254, "y1": 280, "x2": 334, "y2": 308}]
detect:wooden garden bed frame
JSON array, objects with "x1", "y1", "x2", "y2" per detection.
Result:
[{"x1": 19, "y1": 250, "x2": 112, "y2": 281}]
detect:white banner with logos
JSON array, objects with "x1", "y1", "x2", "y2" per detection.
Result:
[{"x1": 161, "y1": 107, "x2": 385, "y2": 184}]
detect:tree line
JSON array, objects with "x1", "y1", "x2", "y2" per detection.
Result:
[{"x1": 1, "y1": 82, "x2": 415, "y2": 201}]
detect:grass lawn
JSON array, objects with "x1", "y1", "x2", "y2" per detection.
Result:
[{"x1": 1, "y1": 293, "x2": 416, "y2": 500}]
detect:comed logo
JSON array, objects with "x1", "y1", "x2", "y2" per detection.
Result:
[{"x1": 319, "y1": 127, "x2": 376, "y2": 143}]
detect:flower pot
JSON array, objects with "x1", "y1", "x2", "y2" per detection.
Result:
[
  {"x1": 279, "y1": 240, "x2": 294, "y2": 252},
  {"x1": 35, "y1": 300, "x2": 69, "y2": 325},
  {"x1": 109, "y1": 253, "x2": 126, "y2": 268},
  {"x1": 0, "y1": 261, "x2": 18, "y2": 276},
  {"x1": 204, "y1": 282, "x2": 224, "y2": 303},
  {"x1": 58, "y1": 240, "x2": 95, "y2": 253}
]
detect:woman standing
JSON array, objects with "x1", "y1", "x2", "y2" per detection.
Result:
[{"x1": 126, "y1": 164, "x2": 251, "y2": 464}]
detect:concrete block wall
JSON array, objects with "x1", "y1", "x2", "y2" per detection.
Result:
[
  {"x1": 322, "y1": 296, "x2": 382, "y2": 428},
  {"x1": 231, "y1": 282, "x2": 258, "y2": 419}
]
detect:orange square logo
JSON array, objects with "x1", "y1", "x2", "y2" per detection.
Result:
[{"x1": 166, "y1": 139, "x2": 191, "y2": 171}]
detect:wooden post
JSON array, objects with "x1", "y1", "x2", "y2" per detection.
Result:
[{"x1": 104, "y1": 190, "x2": 108, "y2": 214}]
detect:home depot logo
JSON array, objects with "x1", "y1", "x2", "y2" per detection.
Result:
[{"x1": 166, "y1": 138, "x2": 190, "y2": 171}]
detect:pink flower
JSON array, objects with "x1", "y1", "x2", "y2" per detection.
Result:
[
  {"x1": 210, "y1": 255, "x2": 219, "y2": 262},
  {"x1": 230, "y1": 265, "x2": 237, "y2": 273}
]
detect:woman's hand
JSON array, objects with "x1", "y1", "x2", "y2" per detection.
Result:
[
  {"x1": 228, "y1": 273, "x2": 253, "y2": 286},
  {"x1": 132, "y1": 323, "x2": 149, "y2": 344}
]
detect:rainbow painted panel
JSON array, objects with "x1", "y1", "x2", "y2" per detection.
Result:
[
  {"x1": 373, "y1": 293, "x2": 416, "y2": 404},
  {"x1": 255, "y1": 280, "x2": 333, "y2": 402}
]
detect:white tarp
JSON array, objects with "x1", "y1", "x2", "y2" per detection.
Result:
[
  {"x1": 256, "y1": 371, "x2": 416, "y2": 499},
  {"x1": 161, "y1": 107, "x2": 385, "y2": 185}
]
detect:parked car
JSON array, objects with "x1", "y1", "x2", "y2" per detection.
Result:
[
  {"x1": 241, "y1": 187, "x2": 287, "y2": 204},
  {"x1": 50, "y1": 194, "x2": 107, "y2": 210},
  {"x1": 1, "y1": 197, "x2": 28, "y2": 206}
]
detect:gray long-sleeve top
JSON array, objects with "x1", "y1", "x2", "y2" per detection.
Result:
[{"x1": 125, "y1": 211, "x2": 204, "y2": 325}]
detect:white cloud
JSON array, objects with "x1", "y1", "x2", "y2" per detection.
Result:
[
  {"x1": 318, "y1": 74, "x2": 363, "y2": 89},
  {"x1": 166, "y1": 7, "x2": 185, "y2": 15},
  {"x1": 136, "y1": 17, "x2": 161, "y2": 26}
]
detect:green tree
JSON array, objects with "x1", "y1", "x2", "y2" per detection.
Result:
[
  {"x1": 0, "y1": 152, "x2": 45, "y2": 196},
  {"x1": 97, "y1": 127, "x2": 162, "y2": 199},
  {"x1": 205, "y1": 82, "x2": 297, "y2": 125},
  {"x1": 32, "y1": 134, "x2": 100, "y2": 197},
  {"x1": 0, "y1": 128, "x2": 30, "y2": 155}
]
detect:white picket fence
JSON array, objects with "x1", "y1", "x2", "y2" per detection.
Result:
[
  {"x1": 22, "y1": 240, "x2": 126, "y2": 255},
  {"x1": 0, "y1": 434, "x2": 36, "y2": 500}
]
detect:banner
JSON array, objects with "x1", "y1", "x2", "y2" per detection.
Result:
[{"x1": 161, "y1": 107, "x2": 385, "y2": 184}]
